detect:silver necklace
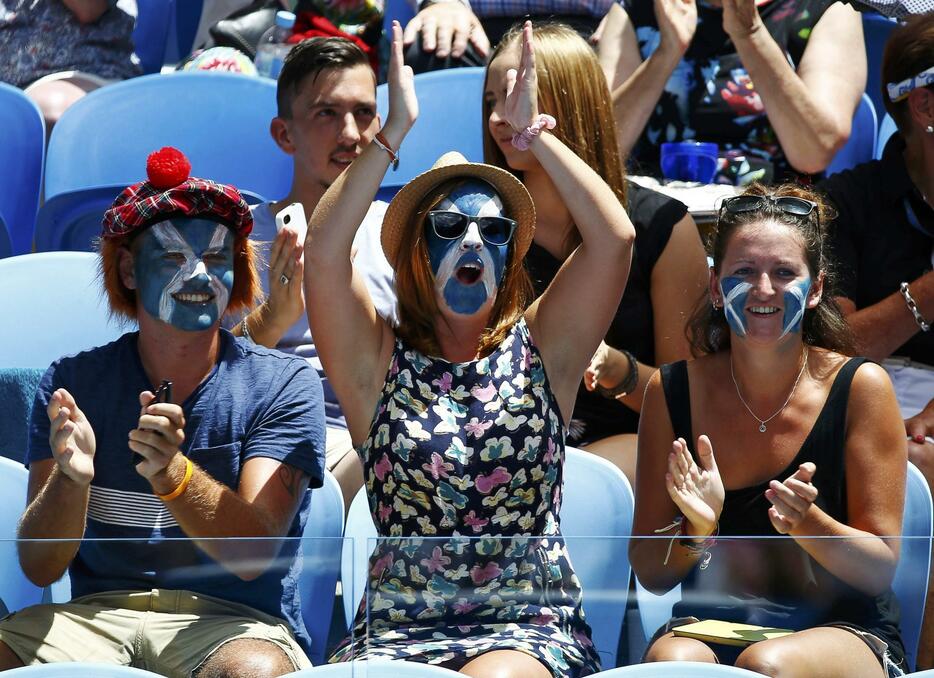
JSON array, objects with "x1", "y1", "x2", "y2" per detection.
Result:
[{"x1": 730, "y1": 347, "x2": 808, "y2": 433}]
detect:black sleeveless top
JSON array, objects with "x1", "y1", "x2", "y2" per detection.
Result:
[{"x1": 660, "y1": 358, "x2": 905, "y2": 663}]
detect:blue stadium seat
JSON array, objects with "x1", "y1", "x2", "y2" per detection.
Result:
[
  {"x1": 863, "y1": 13, "x2": 898, "y2": 120},
  {"x1": 0, "y1": 252, "x2": 132, "y2": 368},
  {"x1": 300, "y1": 470, "x2": 345, "y2": 666},
  {"x1": 876, "y1": 113, "x2": 898, "y2": 160},
  {"x1": 341, "y1": 447, "x2": 634, "y2": 668},
  {"x1": 3, "y1": 665, "x2": 165, "y2": 677},
  {"x1": 590, "y1": 661, "x2": 770, "y2": 676},
  {"x1": 284, "y1": 660, "x2": 464, "y2": 676},
  {"x1": 635, "y1": 462, "x2": 932, "y2": 671},
  {"x1": 37, "y1": 72, "x2": 290, "y2": 252},
  {"x1": 0, "y1": 83, "x2": 45, "y2": 256},
  {"x1": 894, "y1": 462, "x2": 933, "y2": 671},
  {"x1": 376, "y1": 68, "x2": 486, "y2": 189},
  {"x1": 170, "y1": 0, "x2": 204, "y2": 63},
  {"x1": 825, "y1": 93, "x2": 877, "y2": 177},
  {"x1": 0, "y1": 456, "x2": 44, "y2": 616},
  {"x1": 134, "y1": 0, "x2": 176, "y2": 75},
  {"x1": 383, "y1": 0, "x2": 416, "y2": 36},
  {"x1": 0, "y1": 214, "x2": 12, "y2": 260},
  {"x1": 0, "y1": 368, "x2": 43, "y2": 464}
]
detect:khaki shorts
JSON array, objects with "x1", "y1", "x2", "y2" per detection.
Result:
[{"x1": 0, "y1": 589, "x2": 311, "y2": 677}]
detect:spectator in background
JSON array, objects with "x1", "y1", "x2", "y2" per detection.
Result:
[
  {"x1": 0, "y1": 0, "x2": 140, "y2": 130},
  {"x1": 595, "y1": 0, "x2": 866, "y2": 185},
  {"x1": 403, "y1": 0, "x2": 614, "y2": 72},
  {"x1": 819, "y1": 13, "x2": 934, "y2": 667},
  {"x1": 0, "y1": 148, "x2": 323, "y2": 675},
  {"x1": 484, "y1": 21, "x2": 708, "y2": 482},
  {"x1": 232, "y1": 36, "x2": 396, "y2": 511}
]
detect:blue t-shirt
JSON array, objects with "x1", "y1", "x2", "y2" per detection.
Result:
[{"x1": 27, "y1": 329, "x2": 325, "y2": 653}]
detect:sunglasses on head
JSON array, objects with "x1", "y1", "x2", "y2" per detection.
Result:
[
  {"x1": 719, "y1": 195, "x2": 818, "y2": 221},
  {"x1": 427, "y1": 211, "x2": 517, "y2": 247}
]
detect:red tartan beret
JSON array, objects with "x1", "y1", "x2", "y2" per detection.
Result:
[{"x1": 102, "y1": 147, "x2": 253, "y2": 239}]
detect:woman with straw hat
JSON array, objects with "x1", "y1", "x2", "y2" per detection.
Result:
[{"x1": 306, "y1": 20, "x2": 635, "y2": 678}]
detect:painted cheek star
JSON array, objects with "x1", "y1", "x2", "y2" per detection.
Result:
[
  {"x1": 135, "y1": 219, "x2": 235, "y2": 331},
  {"x1": 425, "y1": 182, "x2": 510, "y2": 316}
]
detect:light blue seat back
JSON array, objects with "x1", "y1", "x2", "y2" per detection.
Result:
[
  {"x1": 0, "y1": 83, "x2": 45, "y2": 256},
  {"x1": 284, "y1": 659, "x2": 464, "y2": 676},
  {"x1": 4, "y1": 664, "x2": 165, "y2": 676},
  {"x1": 0, "y1": 252, "x2": 132, "y2": 369},
  {"x1": 300, "y1": 470, "x2": 345, "y2": 665},
  {"x1": 376, "y1": 68, "x2": 486, "y2": 189},
  {"x1": 342, "y1": 447, "x2": 634, "y2": 668},
  {"x1": 590, "y1": 661, "x2": 768, "y2": 676},
  {"x1": 825, "y1": 94, "x2": 877, "y2": 177},
  {"x1": 894, "y1": 462, "x2": 933, "y2": 671},
  {"x1": 863, "y1": 12, "x2": 898, "y2": 119},
  {"x1": 38, "y1": 72, "x2": 289, "y2": 251},
  {"x1": 876, "y1": 114, "x2": 898, "y2": 160},
  {"x1": 134, "y1": 0, "x2": 175, "y2": 74},
  {"x1": 635, "y1": 462, "x2": 933, "y2": 671},
  {"x1": 0, "y1": 456, "x2": 44, "y2": 615}
]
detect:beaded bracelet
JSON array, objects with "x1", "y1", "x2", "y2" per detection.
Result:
[
  {"x1": 656, "y1": 515, "x2": 718, "y2": 570},
  {"x1": 900, "y1": 282, "x2": 931, "y2": 332}
]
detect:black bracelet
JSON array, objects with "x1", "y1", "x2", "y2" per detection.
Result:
[{"x1": 596, "y1": 348, "x2": 639, "y2": 399}]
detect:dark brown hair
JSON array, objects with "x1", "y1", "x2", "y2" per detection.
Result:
[
  {"x1": 276, "y1": 37, "x2": 373, "y2": 118},
  {"x1": 99, "y1": 229, "x2": 259, "y2": 322},
  {"x1": 687, "y1": 183, "x2": 855, "y2": 356},
  {"x1": 394, "y1": 179, "x2": 534, "y2": 358},
  {"x1": 881, "y1": 14, "x2": 934, "y2": 135}
]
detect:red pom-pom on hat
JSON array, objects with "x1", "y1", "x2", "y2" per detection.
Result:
[{"x1": 146, "y1": 146, "x2": 191, "y2": 190}]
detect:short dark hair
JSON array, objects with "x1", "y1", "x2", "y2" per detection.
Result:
[
  {"x1": 276, "y1": 37, "x2": 372, "y2": 118},
  {"x1": 881, "y1": 14, "x2": 934, "y2": 134}
]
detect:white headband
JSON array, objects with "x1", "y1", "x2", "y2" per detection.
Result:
[{"x1": 887, "y1": 65, "x2": 934, "y2": 102}]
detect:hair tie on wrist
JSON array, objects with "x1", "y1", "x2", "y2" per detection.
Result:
[{"x1": 511, "y1": 114, "x2": 556, "y2": 151}]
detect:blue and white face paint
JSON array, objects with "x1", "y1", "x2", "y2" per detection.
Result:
[
  {"x1": 779, "y1": 279, "x2": 811, "y2": 338},
  {"x1": 133, "y1": 218, "x2": 235, "y2": 331},
  {"x1": 719, "y1": 275, "x2": 752, "y2": 338},
  {"x1": 425, "y1": 181, "x2": 509, "y2": 316}
]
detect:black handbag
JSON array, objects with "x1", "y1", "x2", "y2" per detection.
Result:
[{"x1": 208, "y1": 0, "x2": 282, "y2": 60}]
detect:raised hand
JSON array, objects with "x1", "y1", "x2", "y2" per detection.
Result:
[
  {"x1": 128, "y1": 391, "x2": 186, "y2": 481},
  {"x1": 265, "y1": 221, "x2": 305, "y2": 331},
  {"x1": 47, "y1": 388, "x2": 96, "y2": 485},
  {"x1": 721, "y1": 0, "x2": 764, "y2": 40},
  {"x1": 503, "y1": 21, "x2": 539, "y2": 133},
  {"x1": 656, "y1": 0, "x2": 697, "y2": 56},
  {"x1": 385, "y1": 20, "x2": 418, "y2": 138},
  {"x1": 766, "y1": 462, "x2": 818, "y2": 534},
  {"x1": 666, "y1": 435, "x2": 723, "y2": 537}
]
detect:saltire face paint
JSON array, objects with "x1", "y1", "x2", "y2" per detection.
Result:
[
  {"x1": 425, "y1": 181, "x2": 509, "y2": 316},
  {"x1": 779, "y1": 279, "x2": 811, "y2": 338},
  {"x1": 719, "y1": 275, "x2": 751, "y2": 337},
  {"x1": 134, "y1": 218, "x2": 235, "y2": 331}
]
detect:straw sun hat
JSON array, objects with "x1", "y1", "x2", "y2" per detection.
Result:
[{"x1": 381, "y1": 152, "x2": 536, "y2": 268}]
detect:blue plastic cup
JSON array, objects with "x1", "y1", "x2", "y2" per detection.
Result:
[{"x1": 660, "y1": 141, "x2": 719, "y2": 183}]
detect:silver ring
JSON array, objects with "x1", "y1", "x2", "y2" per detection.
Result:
[{"x1": 279, "y1": 274, "x2": 290, "y2": 286}]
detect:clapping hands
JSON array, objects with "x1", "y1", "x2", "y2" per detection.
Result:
[
  {"x1": 47, "y1": 388, "x2": 96, "y2": 485},
  {"x1": 765, "y1": 462, "x2": 819, "y2": 534},
  {"x1": 666, "y1": 435, "x2": 723, "y2": 537}
]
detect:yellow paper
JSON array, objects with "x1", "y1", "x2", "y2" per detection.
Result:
[{"x1": 672, "y1": 619, "x2": 794, "y2": 647}]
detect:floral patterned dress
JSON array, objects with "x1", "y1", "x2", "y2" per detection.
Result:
[{"x1": 328, "y1": 319, "x2": 601, "y2": 677}]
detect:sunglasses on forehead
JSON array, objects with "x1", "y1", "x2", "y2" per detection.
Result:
[
  {"x1": 427, "y1": 211, "x2": 517, "y2": 247},
  {"x1": 719, "y1": 195, "x2": 818, "y2": 221}
]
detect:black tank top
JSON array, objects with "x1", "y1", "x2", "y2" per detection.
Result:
[{"x1": 660, "y1": 358, "x2": 905, "y2": 663}]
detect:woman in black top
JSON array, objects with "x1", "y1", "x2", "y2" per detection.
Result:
[
  {"x1": 595, "y1": 0, "x2": 866, "y2": 183},
  {"x1": 632, "y1": 183, "x2": 908, "y2": 676},
  {"x1": 484, "y1": 21, "x2": 709, "y2": 481}
]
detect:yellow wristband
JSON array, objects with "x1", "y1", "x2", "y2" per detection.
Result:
[{"x1": 157, "y1": 457, "x2": 193, "y2": 502}]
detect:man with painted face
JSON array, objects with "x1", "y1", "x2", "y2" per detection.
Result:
[{"x1": 0, "y1": 147, "x2": 324, "y2": 676}]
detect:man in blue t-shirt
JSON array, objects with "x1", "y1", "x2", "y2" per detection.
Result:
[{"x1": 0, "y1": 148, "x2": 325, "y2": 676}]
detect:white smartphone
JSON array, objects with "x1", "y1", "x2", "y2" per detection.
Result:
[{"x1": 275, "y1": 202, "x2": 307, "y2": 236}]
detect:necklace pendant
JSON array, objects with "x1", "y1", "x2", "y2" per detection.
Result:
[{"x1": 759, "y1": 423, "x2": 767, "y2": 433}]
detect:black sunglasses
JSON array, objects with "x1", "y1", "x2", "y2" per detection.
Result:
[
  {"x1": 719, "y1": 195, "x2": 818, "y2": 221},
  {"x1": 427, "y1": 211, "x2": 517, "y2": 247}
]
